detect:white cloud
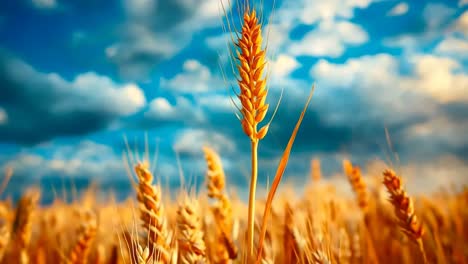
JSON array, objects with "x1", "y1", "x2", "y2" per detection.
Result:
[
  {"x1": 289, "y1": 20, "x2": 368, "y2": 58},
  {"x1": 312, "y1": 54, "x2": 468, "y2": 105},
  {"x1": 406, "y1": 115, "x2": 468, "y2": 148},
  {"x1": 0, "y1": 108, "x2": 7, "y2": 125},
  {"x1": 270, "y1": 55, "x2": 300, "y2": 79},
  {"x1": 198, "y1": 94, "x2": 233, "y2": 113},
  {"x1": 32, "y1": 0, "x2": 57, "y2": 9},
  {"x1": 387, "y1": 2, "x2": 409, "y2": 16},
  {"x1": 274, "y1": 0, "x2": 375, "y2": 27},
  {"x1": 5, "y1": 141, "x2": 124, "y2": 180},
  {"x1": 173, "y1": 129, "x2": 236, "y2": 155},
  {"x1": 4, "y1": 56, "x2": 146, "y2": 116},
  {"x1": 60, "y1": 73, "x2": 146, "y2": 115},
  {"x1": 435, "y1": 36, "x2": 468, "y2": 57},
  {"x1": 409, "y1": 55, "x2": 468, "y2": 103},
  {"x1": 455, "y1": 11, "x2": 468, "y2": 36},
  {"x1": 110, "y1": 0, "x2": 232, "y2": 80},
  {"x1": 145, "y1": 96, "x2": 204, "y2": 122},
  {"x1": 160, "y1": 59, "x2": 225, "y2": 93}
]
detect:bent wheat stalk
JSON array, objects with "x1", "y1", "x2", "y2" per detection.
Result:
[{"x1": 383, "y1": 169, "x2": 427, "y2": 264}]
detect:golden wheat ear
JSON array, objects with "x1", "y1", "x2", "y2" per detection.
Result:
[
  {"x1": 383, "y1": 169, "x2": 427, "y2": 264},
  {"x1": 11, "y1": 189, "x2": 40, "y2": 264},
  {"x1": 0, "y1": 220, "x2": 10, "y2": 262},
  {"x1": 134, "y1": 161, "x2": 172, "y2": 263},
  {"x1": 68, "y1": 210, "x2": 98, "y2": 264},
  {"x1": 202, "y1": 146, "x2": 237, "y2": 263},
  {"x1": 176, "y1": 195, "x2": 207, "y2": 264}
]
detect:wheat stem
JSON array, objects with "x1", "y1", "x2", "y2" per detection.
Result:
[{"x1": 247, "y1": 139, "x2": 259, "y2": 257}]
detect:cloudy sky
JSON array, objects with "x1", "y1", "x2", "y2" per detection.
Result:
[{"x1": 0, "y1": 0, "x2": 467, "y2": 202}]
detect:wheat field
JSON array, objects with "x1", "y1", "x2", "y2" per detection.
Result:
[{"x1": 0, "y1": 2, "x2": 467, "y2": 264}]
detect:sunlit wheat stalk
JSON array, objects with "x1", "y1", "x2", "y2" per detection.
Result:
[
  {"x1": 232, "y1": 4, "x2": 270, "y2": 257},
  {"x1": 235, "y1": 6, "x2": 270, "y2": 256}
]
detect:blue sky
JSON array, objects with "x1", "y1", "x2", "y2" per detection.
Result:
[{"x1": 0, "y1": 0, "x2": 467, "y2": 203}]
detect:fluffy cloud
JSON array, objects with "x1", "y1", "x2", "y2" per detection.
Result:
[
  {"x1": 3, "y1": 140, "x2": 124, "y2": 180},
  {"x1": 264, "y1": 0, "x2": 374, "y2": 55},
  {"x1": 145, "y1": 96, "x2": 205, "y2": 123},
  {"x1": 0, "y1": 51, "x2": 146, "y2": 144},
  {"x1": 408, "y1": 55, "x2": 468, "y2": 103},
  {"x1": 173, "y1": 128, "x2": 236, "y2": 155},
  {"x1": 108, "y1": 0, "x2": 232, "y2": 80},
  {"x1": 310, "y1": 53, "x2": 468, "y2": 161},
  {"x1": 270, "y1": 55, "x2": 300, "y2": 79},
  {"x1": 387, "y1": 2, "x2": 409, "y2": 16},
  {"x1": 290, "y1": 20, "x2": 368, "y2": 58},
  {"x1": 274, "y1": 0, "x2": 375, "y2": 27},
  {"x1": 455, "y1": 11, "x2": 468, "y2": 36},
  {"x1": 197, "y1": 94, "x2": 233, "y2": 113},
  {"x1": 435, "y1": 36, "x2": 468, "y2": 57},
  {"x1": 160, "y1": 59, "x2": 225, "y2": 93}
]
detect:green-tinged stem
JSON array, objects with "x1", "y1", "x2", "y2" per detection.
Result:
[{"x1": 247, "y1": 139, "x2": 259, "y2": 258}]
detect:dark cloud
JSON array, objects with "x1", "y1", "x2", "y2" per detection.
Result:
[
  {"x1": 0, "y1": 50, "x2": 145, "y2": 144},
  {"x1": 107, "y1": 0, "x2": 230, "y2": 80}
]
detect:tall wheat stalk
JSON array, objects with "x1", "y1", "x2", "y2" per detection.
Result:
[{"x1": 234, "y1": 6, "x2": 270, "y2": 256}]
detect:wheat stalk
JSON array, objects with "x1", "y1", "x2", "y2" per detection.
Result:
[
  {"x1": 232, "y1": 5, "x2": 270, "y2": 256},
  {"x1": 383, "y1": 169, "x2": 427, "y2": 264},
  {"x1": 134, "y1": 162, "x2": 172, "y2": 264},
  {"x1": 176, "y1": 196, "x2": 206, "y2": 264}
]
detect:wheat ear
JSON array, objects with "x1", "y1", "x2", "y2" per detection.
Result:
[
  {"x1": 203, "y1": 146, "x2": 237, "y2": 263},
  {"x1": 383, "y1": 169, "x2": 427, "y2": 263},
  {"x1": 136, "y1": 245, "x2": 150, "y2": 264},
  {"x1": 69, "y1": 212, "x2": 97, "y2": 264},
  {"x1": 311, "y1": 159, "x2": 322, "y2": 183},
  {"x1": 134, "y1": 162, "x2": 171, "y2": 263},
  {"x1": 176, "y1": 196, "x2": 206, "y2": 264},
  {"x1": 343, "y1": 160, "x2": 368, "y2": 211},
  {"x1": 12, "y1": 189, "x2": 40, "y2": 264},
  {"x1": 235, "y1": 6, "x2": 269, "y2": 256},
  {"x1": 0, "y1": 220, "x2": 10, "y2": 262}
]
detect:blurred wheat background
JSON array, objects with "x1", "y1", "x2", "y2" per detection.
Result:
[{"x1": 0, "y1": 0, "x2": 467, "y2": 263}]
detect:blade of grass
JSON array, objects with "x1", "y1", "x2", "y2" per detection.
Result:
[{"x1": 255, "y1": 84, "x2": 315, "y2": 263}]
